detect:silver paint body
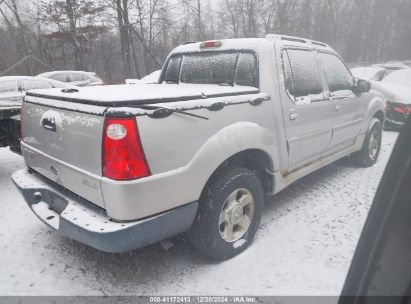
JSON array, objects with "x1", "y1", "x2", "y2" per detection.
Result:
[{"x1": 20, "y1": 37, "x2": 384, "y2": 221}]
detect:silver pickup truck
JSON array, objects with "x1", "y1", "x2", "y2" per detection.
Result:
[{"x1": 12, "y1": 35, "x2": 385, "y2": 260}]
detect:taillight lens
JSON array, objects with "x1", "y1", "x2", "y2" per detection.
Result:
[
  {"x1": 102, "y1": 117, "x2": 150, "y2": 181},
  {"x1": 394, "y1": 104, "x2": 411, "y2": 114},
  {"x1": 386, "y1": 102, "x2": 411, "y2": 114}
]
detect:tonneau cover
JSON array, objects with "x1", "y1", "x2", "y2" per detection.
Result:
[{"x1": 26, "y1": 83, "x2": 260, "y2": 107}]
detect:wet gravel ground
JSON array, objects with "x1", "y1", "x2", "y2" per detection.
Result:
[{"x1": 0, "y1": 131, "x2": 398, "y2": 296}]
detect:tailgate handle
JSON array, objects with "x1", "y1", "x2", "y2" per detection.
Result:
[{"x1": 42, "y1": 117, "x2": 56, "y2": 132}]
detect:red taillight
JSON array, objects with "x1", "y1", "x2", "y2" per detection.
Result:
[
  {"x1": 393, "y1": 105, "x2": 411, "y2": 114},
  {"x1": 386, "y1": 102, "x2": 411, "y2": 114},
  {"x1": 102, "y1": 117, "x2": 150, "y2": 181},
  {"x1": 200, "y1": 40, "x2": 222, "y2": 49}
]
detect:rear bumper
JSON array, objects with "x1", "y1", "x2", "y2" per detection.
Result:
[
  {"x1": 12, "y1": 168, "x2": 198, "y2": 253},
  {"x1": 385, "y1": 111, "x2": 408, "y2": 127}
]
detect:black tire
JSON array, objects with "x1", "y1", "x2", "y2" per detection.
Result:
[
  {"x1": 188, "y1": 167, "x2": 264, "y2": 260},
  {"x1": 352, "y1": 118, "x2": 383, "y2": 167}
]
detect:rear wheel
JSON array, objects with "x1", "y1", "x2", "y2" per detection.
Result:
[
  {"x1": 352, "y1": 118, "x2": 382, "y2": 167},
  {"x1": 188, "y1": 167, "x2": 264, "y2": 260}
]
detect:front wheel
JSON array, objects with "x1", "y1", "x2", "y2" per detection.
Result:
[
  {"x1": 352, "y1": 118, "x2": 383, "y2": 167},
  {"x1": 188, "y1": 167, "x2": 264, "y2": 260}
]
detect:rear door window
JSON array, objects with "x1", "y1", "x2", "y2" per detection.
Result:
[
  {"x1": 50, "y1": 74, "x2": 68, "y2": 82},
  {"x1": 283, "y1": 49, "x2": 324, "y2": 100},
  {"x1": 70, "y1": 73, "x2": 86, "y2": 82},
  {"x1": 22, "y1": 80, "x2": 52, "y2": 91},
  {"x1": 319, "y1": 52, "x2": 354, "y2": 93},
  {"x1": 88, "y1": 73, "x2": 102, "y2": 82},
  {"x1": 0, "y1": 80, "x2": 18, "y2": 93}
]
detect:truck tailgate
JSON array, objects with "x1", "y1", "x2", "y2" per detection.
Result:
[{"x1": 21, "y1": 98, "x2": 106, "y2": 208}]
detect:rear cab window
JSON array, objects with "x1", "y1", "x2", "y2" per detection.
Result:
[
  {"x1": 282, "y1": 48, "x2": 325, "y2": 103},
  {"x1": 163, "y1": 51, "x2": 258, "y2": 88}
]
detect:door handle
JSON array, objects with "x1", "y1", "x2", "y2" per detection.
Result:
[
  {"x1": 289, "y1": 112, "x2": 299, "y2": 121},
  {"x1": 42, "y1": 117, "x2": 56, "y2": 132},
  {"x1": 335, "y1": 105, "x2": 342, "y2": 112}
]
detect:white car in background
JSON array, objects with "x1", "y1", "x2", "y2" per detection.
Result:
[
  {"x1": 372, "y1": 62, "x2": 410, "y2": 74},
  {"x1": 0, "y1": 76, "x2": 69, "y2": 103},
  {"x1": 351, "y1": 66, "x2": 387, "y2": 81},
  {"x1": 38, "y1": 71, "x2": 104, "y2": 87},
  {"x1": 125, "y1": 70, "x2": 161, "y2": 84},
  {"x1": 371, "y1": 69, "x2": 411, "y2": 128}
]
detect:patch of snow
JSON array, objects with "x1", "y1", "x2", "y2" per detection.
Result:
[
  {"x1": 0, "y1": 132, "x2": 399, "y2": 296},
  {"x1": 371, "y1": 81, "x2": 411, "y2": 104},
  {"x1": 27, "y1": 83, "x2": 259, "y2": 106},
  {"x1": 233, "y1": 239, "x2": 247, "y2": 249},
  {"x1": 39, "y1": 110, "x2": 63, "y2": 128},
  {"x1": 351, "y1": 67, "x2": 385, "y2": 81},
  {"x1": 382, "y1": 69, "x2": 411, "y2": 87},
  {"x1": 141, "y1": 70, "x2": 161, "y2": 83}
]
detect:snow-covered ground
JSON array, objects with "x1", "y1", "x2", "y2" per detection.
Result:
[{"x1": 0, "y1": 132, "x2": 398, "y2": 296}]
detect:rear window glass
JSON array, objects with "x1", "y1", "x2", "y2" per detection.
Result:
[
  {"x1": 23, "y1": 80, "x2": 52, "y2": 90},
  {"x1": 235, "y1": 53, "x2": 257, "y2": 87},
  {"x1": 164, "y1": 52, "x2": 258, "y2": 88},
  {"x1": 88, "y1": 73, "x2": 102, "y2": 82},
  {"x1": 283, "y1": 49, "x2": 323, "y2": 98},
  {"x1": 0, "y1": 80, "x2": 18, "y2": 93},
  {"x1": 50, "y1": 74, "x2": 68, "y2": 82},
  {"x1": 70, "y1": 73, "x2": 85, "y2": 82},
  {"x1": 164, "y1": 56, "x2": 182, "y2": 84}
]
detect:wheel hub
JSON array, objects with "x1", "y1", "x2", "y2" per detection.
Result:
[
  {"x1": 229, "y1": 203, "x2": 244, "y2": 225},
  {"x1": 218, "y1": 188, "x2": 255, "y2": 243}
]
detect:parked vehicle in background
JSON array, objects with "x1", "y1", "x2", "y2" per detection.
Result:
[
  {"x1": 13, "y1": 36, "x2": 385, "y2": 260},
  {"x1": 402, "y1": 60, "x2": 411, "y2": 68},
  {"x1": 372, "y1": 62, "x2": 410, "y2": 74},
  {"x1": 37, "y1": 71, "x2": 104, "y2": 87},
  {"x1": 351, "y1": 66, "x2": 387, "y2": 81},
  {"x1": 0, "y1": 76, "x2": 69, "y2": 152},
  {"x1": 371, "y1": 69, "x2": 411, "y2": 129},
  {"x1": 0, "y1": 76, "x2": 68, "y2": 104},
  {"x1": 125, "y1": 70, "x2": 161, "y2": 85},
  {"x1": 382, "y1": 68, "x2": 411, "y2": 87}
]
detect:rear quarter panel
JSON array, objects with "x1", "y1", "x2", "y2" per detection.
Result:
[{"x1": 102, "y1": 94, "x2": 280, "y2": 220}]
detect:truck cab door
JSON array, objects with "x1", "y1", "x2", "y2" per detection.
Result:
[
  {"x1": 280, "y1": 48, "x2": 333, "y2": 172},
  {"x1": 319, "y1": 52, "x2": 366, "y2": 154}
]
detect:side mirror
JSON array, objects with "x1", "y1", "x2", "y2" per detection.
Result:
[{"x1": 352, "y1": 79, "x2": 371, "y2": 94}]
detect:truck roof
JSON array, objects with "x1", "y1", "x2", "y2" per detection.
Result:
[{"x1": 171, "y1": 35, "x2": 335, "y2": 55}]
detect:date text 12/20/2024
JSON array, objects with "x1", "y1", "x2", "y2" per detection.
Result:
[{"x1": 149, "y1": 296, "x2": 257, "y2": 303}]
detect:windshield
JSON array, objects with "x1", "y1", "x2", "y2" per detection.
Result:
[{"x1": 163, "y1": 51, "x2": 258, "y2": 88}]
